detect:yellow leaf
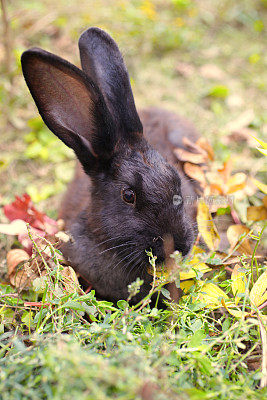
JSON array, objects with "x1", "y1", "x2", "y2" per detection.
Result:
[
  {"x1": 221, "y1": 298, "x2": 249, "y2": 319},
  {"x1": 180, "y1": 260, "x2": 211, "y2": 280},
  {"x1": 250, "y1": 269, "x2": 267, "y2": 307},
  {"x1": 147, "y1": 264, "x2": 172, "y2": 281},
  {"x1": 252, "y1": 178, "x2": 267, "y2": 195},
  {"x1": 197, "y1": 199, "x2": 220, "y2": 251},
  {"x1": 227, "y1": 224, "x2": 252, "y2": 255},
  {"x1": 180, "y1": 246, "x2": 211, "y2": 280},
  {"x1": 247, "y1": 205, "x2": 267, "y2": 221},
  {"x1": 192, "y1": 245, "x2": 206, "y2": 255},
  {"x1": 231, "y1": 264, "x2": 247, "y2": 304},
  {"x1": 180, "y1": 280, "x2": 194, "y2": 294},
  {"x1": 195, "y1": 282, "x2": 228, "y2": 308}
]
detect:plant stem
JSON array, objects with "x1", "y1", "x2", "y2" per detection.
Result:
[{"x1": 250, "y1": 222, "x2": 266, "y2": 281}]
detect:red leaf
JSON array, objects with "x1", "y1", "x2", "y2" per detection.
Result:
[{"x1": 4, "y1": 193, "x2": 57, "y2": 235}]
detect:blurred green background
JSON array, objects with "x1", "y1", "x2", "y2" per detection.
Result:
[{"x1": 0, "y1": 0, "x2": 266, "y2": 218}]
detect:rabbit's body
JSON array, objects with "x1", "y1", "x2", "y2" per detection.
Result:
[{"x1": 21, "y1": 27, "x2": 199, "y2": 304}]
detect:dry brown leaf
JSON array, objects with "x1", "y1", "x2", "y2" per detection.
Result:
[
  {"x1": 263, "y1": 196, "x2": 267, "y2": 208},
  {"x1": 247, "y1": 206, "x2": 267, "y2": 221},
  {"x1": 182, "y1": 137, "x2": 207, "y2": 155},
  {"x1": 174, "y1": 148, "x2": 208, "y2": 164},
  {"x1": 184, "y1": 162, "x2": 206, "y2": 186},
  {"x1": 7, "y1": 249, "x2": 29, "y2": 276},
  {"x1": 197, "y1": 199, "x2": 220, "y2": 251},
  {"x1": 6, "y1": 249, "x2": 37, "y2": 290},
  {"x1": 227, "y1": 224, "x2": 252, "y2": 255},
  {"x1": 61, "y1": 266, "x2": 81, "y2": 294},
  {"x1": 195, "y1": 137, "x2": 215, "y2": 161}
]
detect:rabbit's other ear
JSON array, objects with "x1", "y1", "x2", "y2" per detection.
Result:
[
  {"x1": 21, "y1": 48, "x2": 116, "y2": 170},
  {"x1": 79, "y1": 27, "x2": 143, "y2": 143}
]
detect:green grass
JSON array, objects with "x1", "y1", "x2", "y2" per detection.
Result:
[
  {"x1": 0, "y1": 231, "x2": 266, "y2": 399},
  {"x1": 0, "y1": 0, "x2": 267, "y2": 398}
]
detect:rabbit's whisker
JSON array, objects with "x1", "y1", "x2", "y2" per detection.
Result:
[
  {"x1": 109, "y1": 249, "x2": 139, "y2": 273},
  {"x1": 99, "y1": 241, "x2": 135, "y2": 255}
]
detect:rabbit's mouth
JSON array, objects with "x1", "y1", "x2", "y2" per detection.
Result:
[{"x1": 146, "y1": 232, "x2": 193, "y2": 267}]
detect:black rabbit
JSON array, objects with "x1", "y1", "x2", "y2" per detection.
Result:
[{"x1": 21, "y1": 27, "x2": 199, "y2": 304}]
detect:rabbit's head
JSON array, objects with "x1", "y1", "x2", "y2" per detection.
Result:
[{"x1": 21, "y1": 28, "x2": 195, "y2": 295}]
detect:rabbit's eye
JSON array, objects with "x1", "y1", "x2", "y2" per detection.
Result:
[{"x1": 122, "y1": 188, "x2": 136, "y2": 204}]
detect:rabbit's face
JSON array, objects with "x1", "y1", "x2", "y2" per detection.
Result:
[{"x1": 91, "y1": 142, "x2": 194, "y2": 271}]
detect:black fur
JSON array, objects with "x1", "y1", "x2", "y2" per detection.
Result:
[
  {"x1": 79, "y1": 27, "x2": 143, "y2": 139},
  {"x1": 21, "y1": 27, "x2": 195, "y2": 305}
]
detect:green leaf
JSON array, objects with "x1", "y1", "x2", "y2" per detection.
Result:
[
  {"x1": 62, "y1": 301, "x2": 86, "y2": 312},
  {"x1": 160, "y1": 287, "x2": 171, "y2": 300},
  {"x1": 117, "y1": 300, "x2": 128, "y2": 310},
  {"x1": 188, "y1": 329, "x2": 206, "y2": 347},
  {"x1": 208, "y1": 85, "x2": 229, "y2": 98}
]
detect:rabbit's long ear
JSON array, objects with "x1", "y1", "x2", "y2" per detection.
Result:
[
  {"x1": 21, "y1": 48, "x2": 116, "y2": 171},
  {"x1": 78, "y1": 27, "x2": 143, "y2": 142}
]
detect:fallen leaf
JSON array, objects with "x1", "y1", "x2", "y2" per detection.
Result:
[
  {"x1": 257, "y1": 148, "x2": 267, "y2": 156},
  {"x1": 6, "y1": 249, "x2": 36, "y2": 290},
  {"x1": 221, "y1": 298, "x2": 249, "y2": 319},
  {"x1": 252, "y1": 179, "x2": 267, "y2": 195},
  {"x1": 231, "y1": 264, "x2": 247, "y2": 305},
  {"x1": 55, "y1": 231, "x2": 71, "y2": 243},
  {"x1": 226, "y1": 173, "x2": 247, "y2": 194},
  {"x1": 227, "y1": 224, "x2": 252, "y2": 255},
  {"x1": 0, "y1": 219, "x2": 28, "y2": 236},
  {"x1": 7, "y1": 249, "x2": 30, "y2": 276},
  {"x1": 174, "y1": 148, "x2": 208, "y2": 164},
  {"x1": 182, "y1": 137, "x2": 207, "y2": 155},
  {"x1": 184, "y1": 162, "x2": 206, "y2": 186},
  {"x1": 197, "y1": 199, "x2": 220, "y2": 251},
  {"x1": 4, "y1": 193, "x2": 58, "y2": 235},
  {"x1": 61, "y1": 266, "x2": 80, "y2": 294},
  {"x1": 218, "y1": 160, "x2": 232, "y2": 183},
  {"x1": 180, "y1": 262, "x2": 211, "y2": 280},
  {"x1": 250, "y1": 269, "x2": 267, "y2": 307},
  {"x1": 195, "y1": 137, "x2": 214, "y2": 161},
  {"x1": 253, "y1": 137, "x2": 267, "y2": 150},
  {"x1": 180, "y1": 279, "x2": 194, "y2": 294},
  {"x1": 247, "y1": 206, "x2": 267, "y2": 221},
  {"x1": 195, "y1": 282, "x2": 228, "y2": 308}
]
